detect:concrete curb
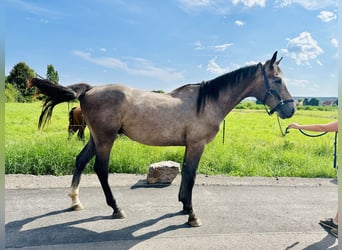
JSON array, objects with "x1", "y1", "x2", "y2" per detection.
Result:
[{"x1": 5, "y1": 174, "x2": 337, "y2": 189}]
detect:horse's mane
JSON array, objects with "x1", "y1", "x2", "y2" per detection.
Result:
[{"x1": 196, "y1": 63, "x2": 261, "y2": 113}]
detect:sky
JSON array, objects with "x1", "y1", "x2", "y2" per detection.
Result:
[{"x1": 5, "y1": 0, "x2": 338, "y2": 97}]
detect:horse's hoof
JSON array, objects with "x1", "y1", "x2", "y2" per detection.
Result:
[
  {"x1": 71, "y1": 203, "x2": 84, "y2": 211},
  {"x1": 112, "y1": 210, "x2": 126, "y2": 219},
  {"x1": 188, "y1": 214, "x2": 202, "y2": 227}
]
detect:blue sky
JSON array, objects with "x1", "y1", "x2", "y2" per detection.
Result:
[{"x1": 5, "y1": 0, "x2": 338, "y2": 97}]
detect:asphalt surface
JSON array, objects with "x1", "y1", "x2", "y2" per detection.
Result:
[{"x1": 5, "y1": 174, "x2": 339, "y2": 250}]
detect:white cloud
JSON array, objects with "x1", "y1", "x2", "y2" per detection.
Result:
[
  {"x1": 178, "y1": 0, "x2": 229, "y2": 13},
  {"x1": 245, "y1": 60, "x2": 258, "y2": 66},
  {"x1": 232, "y1": 0, "x2": 266, "y2": 7},
  {"x1": 8, "y1": 0, "x2": 62, "y2": 18},
  {"x1": 287, "y1": 78, "x2": 322, "y2": 94},
  {"x1": 99, "y1": 48, "x2": 107, "y2": 52},
  {"x1": 317, "y1": 11, "x2": 337, "y2": 22},
  {"x1": 213, "y1": 43, "x2": 233, "y2": 51},
  {"x1": 288, "y1": 78, "x2": 310, "y2": 88},
  {"x1": 194, "y1": 41, "x2": 233, "y2": 51},
  {"x1": 73, "y1": 50, "x2": 127, "y2": 69},
  {"x1": 282, "y1": 32, "x2": 323, "y2": 65},
  {"x1": 178, "y1": 0, "x2": 212, "y2": 8},
  {"x1": 235, "y1": 20, "x2": 245, "y2": 26},
  {"x1": 206, "y1": 58, "x2": 229, "y2": 74},
  {"x1": 72, "y1": 50, "x2": 184, "y2": 82},
  {"x1": 275, "y1": 0, "x2": 336, "y2": 10},
  {"x1": 331, "y1": 38, "x2": 338, "y2": 48},
  {"x1": 178, "y1": 0, "x2": 265, "y2": 14},
  {"x1": 194, "y1": 41, "x2": 204, "y2": 50}
]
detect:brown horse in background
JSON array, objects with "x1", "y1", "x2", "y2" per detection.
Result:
[
  {"x1": 68, "y1": 106, "x2": 86, "y2": 141},
  {"x1": 28, "y1": 51, "x2": 295, "y2": 227}
]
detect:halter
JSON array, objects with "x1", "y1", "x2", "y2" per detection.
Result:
[{"x1": 261, "y1": 65, "x2": 294, "y2": 116}]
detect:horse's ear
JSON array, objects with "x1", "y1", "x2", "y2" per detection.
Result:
[
  {"x1": 270, "y1": 51, "x2": 278, "y2": 66},
  {"x1": 276, "y1": 57, "x2": 283, "y2": 65}
]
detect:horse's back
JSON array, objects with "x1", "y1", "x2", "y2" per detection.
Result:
[{"x1": 82, "y1": 83, "x2": 196, "y2": 113}]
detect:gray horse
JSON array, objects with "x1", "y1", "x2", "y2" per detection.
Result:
[{"x1": 28, "y1": 51, "x2": 295, "y2": 227}]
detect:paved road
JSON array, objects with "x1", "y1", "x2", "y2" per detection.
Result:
[{"x1": 5, "y1": 174, "x2": 339, "y2": 249}]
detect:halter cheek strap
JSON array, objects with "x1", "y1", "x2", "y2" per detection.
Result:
[{"x1": 261, "y1": 65, "x2": 294, "y2": 115}]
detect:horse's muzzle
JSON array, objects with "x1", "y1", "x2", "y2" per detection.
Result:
[{"x1": 277, "y1": 102, "x2": 296, "y2": 119}]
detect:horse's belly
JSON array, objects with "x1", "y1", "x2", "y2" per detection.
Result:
[{"x1": 123, "y1": 125, "x2": 186, "y2": 146}]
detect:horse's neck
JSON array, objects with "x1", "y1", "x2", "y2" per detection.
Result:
[{"x1": 218, "y1": 80, "x2": 255, "y2": 118}]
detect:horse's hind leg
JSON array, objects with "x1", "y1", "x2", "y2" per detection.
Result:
[
  {"x1": 93, "y1": 135, "x2": 126, "y2": 219},
  {"x1": 68, "y1": 127, "x2": 75, "y2": 140},
  {"x1": 77, "y1": 129, "x2": 82, "y2": 141},
  {"x1": 178, "y1": 144, "x2": 204, "y2": 227},
  {"x1": 69, "y1": 135, "x2": 96, "y2": 210},
  {"x1": 78, "y1": 127, "x2": 85, "y2": 142}
]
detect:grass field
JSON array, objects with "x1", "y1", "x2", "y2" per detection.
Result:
[{"x1": 5, "y1": 102, "x2": 338, "y2": 177}]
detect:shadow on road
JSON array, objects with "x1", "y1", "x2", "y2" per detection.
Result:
[
  {"x1": 302, "y1": 234, "x2": 338, "y2": 250},
  {"x1": 6, "y1": 208, "x2": 189, "y2": 248},
  {"x1": 130, "y1": 179, "x2": 172, "y2": 189}
]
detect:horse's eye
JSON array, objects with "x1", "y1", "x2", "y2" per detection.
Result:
[{"x1": 274, "y1": 78, "x2": 282, "y2": 84}]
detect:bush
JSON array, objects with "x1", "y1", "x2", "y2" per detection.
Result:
[
  {"x1": 5, "y1": 83, "x2": 25, "y2": 102},
  {"x1": 235, "y1": 101, "x2": 263, "y2": 110}
]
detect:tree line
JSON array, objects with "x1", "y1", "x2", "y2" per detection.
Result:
[{"x1": 5, "y1": 62, "x2": 59, "y2": 102}]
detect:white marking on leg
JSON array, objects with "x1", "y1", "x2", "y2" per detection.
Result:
[{"x1": 68, "y1": 186, "x2": 84, "y2": 210}]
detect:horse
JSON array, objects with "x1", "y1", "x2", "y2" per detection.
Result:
[
  {"x1": 27, "y1": 51, "x2": 295, "y2": 227},
  {"x1": 68, "y1": 106, "x2": 86, "y2": 141}
]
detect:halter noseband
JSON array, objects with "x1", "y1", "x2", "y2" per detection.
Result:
[{"x1": 261, "y1": 64, "x2": 294, "y2": 116}]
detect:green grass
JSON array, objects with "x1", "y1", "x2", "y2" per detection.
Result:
[{"x1": 5, "y1": 102, "x2": 338, "y2": 177}]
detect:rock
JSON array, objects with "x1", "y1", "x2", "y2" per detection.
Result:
[{"x1": 147, "y1": 161, "x2": 180, "y2": 184}]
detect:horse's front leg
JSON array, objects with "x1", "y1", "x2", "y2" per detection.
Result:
[
  {"x1": 69, "y1": 136, "x2": 96, "y2": 210},
  {"x1": 178, "y1": 144, "x2": 204, "y2": 227}
]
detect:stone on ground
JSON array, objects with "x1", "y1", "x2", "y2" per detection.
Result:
[{"x1": 147, "y1": 161, "x2": 180, "y2": 184}]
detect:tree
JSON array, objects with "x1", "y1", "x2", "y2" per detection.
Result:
[
  {"x1": 308, "y1": 98, "x2": 319, "y2": 106},
  {"x1": 46, "y1": 64, "x2": 59, "y2": 84},
  {"x1": 6, "y1": 62, "x2": 35, "y2": 102},
  {"x1": 5, "y1": 82, "x2": 22, "y2": 102}
]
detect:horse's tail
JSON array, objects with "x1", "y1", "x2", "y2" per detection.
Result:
[{"x1": 27, "y1": 78, "x2": 92, "y2": 129}]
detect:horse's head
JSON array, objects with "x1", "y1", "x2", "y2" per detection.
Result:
[{"x1": 257, "y1": 51, "x2": 295, "y2": 119}]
